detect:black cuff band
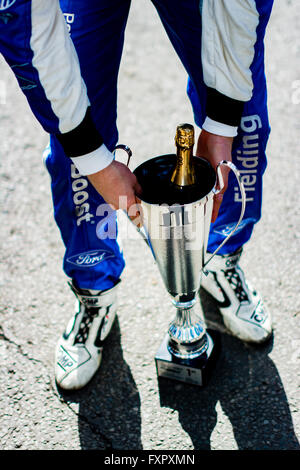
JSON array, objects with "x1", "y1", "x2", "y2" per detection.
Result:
[
  {"x1": 56, "y1": 107, "x2": 104, "y2": 158},
  {"x1": 206, "y1": 88, "x2": 245, "y2": 127}
]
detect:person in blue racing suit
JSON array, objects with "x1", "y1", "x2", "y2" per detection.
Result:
[{"x1": 0, "y1": 0, "x2": 273, "y2": 390}]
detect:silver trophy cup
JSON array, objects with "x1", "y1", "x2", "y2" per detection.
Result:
[{"x1": 116, "y1": 145, "x2": 246, "y2": 386}]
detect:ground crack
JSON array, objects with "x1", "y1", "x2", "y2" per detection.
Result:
[
  {"x1": 0, "y1": 324, "x2": 43, "y2": 365},
  {"x1": 1, "y1": 324, "x2": 114, "y2": 449}
]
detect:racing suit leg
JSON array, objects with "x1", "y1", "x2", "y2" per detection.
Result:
[
  {"x1": 44, "y1": 0, "x2": 131, "y2": 291},
  {"x1": 152, "y1": 0, "x2": 273, "y2": 255}
]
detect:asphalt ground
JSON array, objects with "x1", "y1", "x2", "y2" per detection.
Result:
[{"x1": 0, "y1": 0, "x2": 299, "y2": 452}]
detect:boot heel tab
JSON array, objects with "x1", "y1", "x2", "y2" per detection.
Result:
[{"x1": 68, "y1": 279, "x2": 120, "y2": 308}]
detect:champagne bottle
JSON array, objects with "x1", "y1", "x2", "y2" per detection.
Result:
[
  {"x1": 133, "y1": 123, "x2": 202, "y2": 205},
  {"x1": 169, "y1": 123, "x2": 199, "y2": 204},
  {"x1": 171, "y1": 123, "x2": 196, "y2": 187}
]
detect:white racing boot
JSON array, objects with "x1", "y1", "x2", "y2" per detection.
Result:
[
  {"x1": 55, "y1": 280, "x2": 120, "y2": 390},
  {"x1": 202, "y1": 249, "x2": 272, "y2": 343}
]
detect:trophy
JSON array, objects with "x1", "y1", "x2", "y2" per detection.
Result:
[{"x1": 120, "y1": 124, "x2": 246, "y2": 386}]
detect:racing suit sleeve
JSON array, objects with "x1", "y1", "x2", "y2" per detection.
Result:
[
  {"x1": 200, "y1": 0, "x2": 260, "y2": 137},
  {"x1": 0, "y1": 0, "x2": 113, "y2": 175}
]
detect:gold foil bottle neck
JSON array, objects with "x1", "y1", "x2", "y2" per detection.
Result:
[
  {"x1": 175, "y1": 123, "x2": 195, "y2": 149},
  {"x1": 171, "y1": 123, "x2": 196, "y2": 187}
]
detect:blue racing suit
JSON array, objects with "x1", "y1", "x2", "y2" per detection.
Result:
[{"x1": 0, "y1": 0, "x2": 274, "y2": 290}]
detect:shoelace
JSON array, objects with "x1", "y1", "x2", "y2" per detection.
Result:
[
  {"x1": 74, "y1": 307, "x2": 100, "y2": 344},
  {"x1": 224, "y1": 268, "x2": 249, "y2": 303}
]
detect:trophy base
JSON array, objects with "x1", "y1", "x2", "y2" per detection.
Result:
[{"x1": 155, "y1": 329, "x2": 220, "y2": 387}]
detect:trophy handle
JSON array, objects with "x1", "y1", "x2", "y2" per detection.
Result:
[
  {"x1": 114, "y1": 144, "x2": 151, "y2": 244},
  {"x1": 202, "y1": 160, "x2": 246, "y2": 274},
  {"x1": 114, "y1": 144, "x2": 132, "y2": 167}
]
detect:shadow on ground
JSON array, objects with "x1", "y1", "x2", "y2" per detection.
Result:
[
  {"x1": 159, "y1": 289, "x2": 300, "y2": 450},
  {"x1": 57, "y1": 318, "x2": 143, "y2": 450},
  {"x1": 57, "y1": 292, "x2": 300, "y2": 450}
]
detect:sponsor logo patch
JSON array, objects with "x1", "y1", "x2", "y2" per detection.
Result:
[
  {"x1": 67, "y1": 249, "x2": 115, "y2": 268},
  {"x1": 213, "y1": 217, "x2": 256, "y2": 237},
  {"x1": 57, "y1": 346, "x2": 77, "y2": 371}
]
